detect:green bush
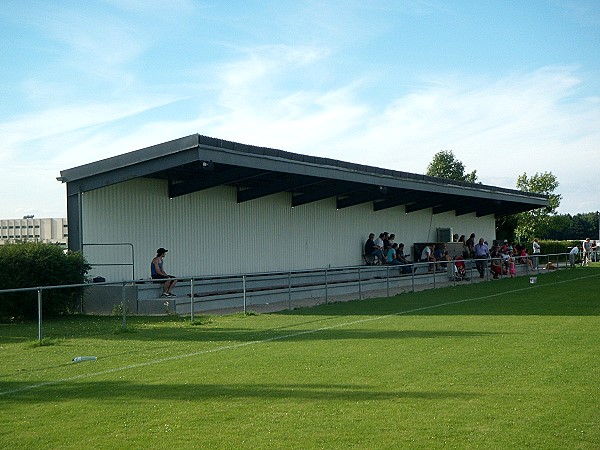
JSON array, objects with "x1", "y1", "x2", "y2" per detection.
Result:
[
  {"x1": 522, "y1": 240, "x2": 582, "y2": 255},
  {"x1": 0, "y1": 242, "x2": 91, "y2": 320}
]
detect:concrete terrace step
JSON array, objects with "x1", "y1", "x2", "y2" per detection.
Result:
[{"x1": 84, "y1": 262, "x2": 545, "y2": 315}]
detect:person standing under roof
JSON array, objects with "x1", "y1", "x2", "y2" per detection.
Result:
[
  {"x1": 473, "y1": 238, "x2": 490, "y2": 278},
  {"x1": 465, "y1": 233, "x2": 476, "y2": 258}
]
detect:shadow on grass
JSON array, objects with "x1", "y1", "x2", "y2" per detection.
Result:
[
  {"x1": 1, "y1": 268, "x2": 597, "y2": 346},
  {"x1": 0, "y1": 326, "x2": 507, "y2": 346},
  {"x1": 0, "y1": 380, "x2": 477, "y2": 403}
]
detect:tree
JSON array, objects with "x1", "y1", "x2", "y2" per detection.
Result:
[
  {"x1": 545, "y1": 214, "x2": 573, "y2": 240},
  {"x1": 495, "y1": 214, "x2": 519, "y2": 241},
  {"x1": 426, "y1": 150, "x2": 478, "y2": 183},
  {"x1": 514, "y1": 171, "x2": 562, "y2": 241},
  {"x1": 570, "y1": 212, "x2": 600, "y2": 240}
]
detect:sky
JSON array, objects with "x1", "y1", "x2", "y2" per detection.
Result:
[{"x1": 1, "y1": 0, "x2": 599, "y2": 219}]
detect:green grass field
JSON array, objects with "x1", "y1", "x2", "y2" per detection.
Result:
[{"x1": 1, "y1": 267, "x2": 599, "y2": 449}]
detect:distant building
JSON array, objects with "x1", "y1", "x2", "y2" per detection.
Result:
[{"x1": 0, "y1": 217, "x2": 68, "y2": 246}]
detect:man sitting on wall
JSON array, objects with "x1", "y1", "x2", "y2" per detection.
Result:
[
  {"x1": 364, "y1": 233, "x2": 384, "y2": 263},
  {"x1": 396, "y1": 243, "x2": 410, "y2": 264},
  {"x1": 151, "y1": 247, "x2": 177, "y2": 297},
  {"x1": 434, "y1": 244, "x2": 449, "y2": 269},
  {"x1": 374, "y1": 233, "x2": 386, "y2": 258},
  {"x1": 420, "y1": 244, "x2": 436, "y2": 272},
  {"x1": 386, "y1": 243, "x2": 401, "y2": 265},
  {"x1": 396, "y1": 243, "x2": 414, "y2": 274}
]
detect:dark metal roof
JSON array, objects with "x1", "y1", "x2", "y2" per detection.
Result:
[{"x1": 59, "y1": 134, "x2": 549, "y2": 217}]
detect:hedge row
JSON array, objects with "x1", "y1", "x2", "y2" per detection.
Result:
[
  {"x1": 0, "y1": 242, "x2": 91, "y2": 320},
  {"x1": 523, "y1": 240, "x2": 586, "y2": 255}
]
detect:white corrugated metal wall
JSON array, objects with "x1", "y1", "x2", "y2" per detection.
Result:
[{"x1": 81, "y1": 178, "x2": 495, "y2": 281}]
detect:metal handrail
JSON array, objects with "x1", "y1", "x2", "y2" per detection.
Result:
[
  {"x1": 82, "y1": 242, "x2": 135, "y2": 281},
  {"x1": 0, "y1": 252, "x2": 576, "y2": 342}
]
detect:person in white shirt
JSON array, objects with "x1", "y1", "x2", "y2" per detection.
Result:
[
  {"x1": 473, "y1": 238, "x2": 490, "y2": 278},
  {"x1": 582, "y1": 238, "x2": 591, "y2": 266},
  {"x1": 374, "y1": 233, "x2": 384, "y2": 252},
  {"x1": 420, "y1": 244, "x2": 436, "y2": 272},
  {"x1": 569, "y1": 245, "x2": 579, "y2": 267},
  {"x1": 532, "y1": 238, "x2": 541, "y2": 269}
]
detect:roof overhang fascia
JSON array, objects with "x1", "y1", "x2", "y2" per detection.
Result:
[
  {"x1": 61, "y1": 135, "x2": 201, "y2": 196},
  {"x1": 59, "y1": 134, "x2": 549, "y2": 217}
]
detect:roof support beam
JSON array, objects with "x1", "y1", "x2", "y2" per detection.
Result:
[
  {"x1": 473, "y1": 200, "x2": 511, "y2": 217},
  {"x1": 454, "y1": 203, "x2": 480, "y2": 216},
  {"x1": 336, "y1": 186, "x2": 389, "y2": 209},
  {"x1": 432, "y1": 197, "x2": 470, "y2": 215},
  {"x1": 291, "y1": 182, "x2": 365, "y2": 207},
  {"x1": 168, "y1": 167, "x2": 268, "y2": 198},
  {"x1": 373, "y1": 190, "x2": 434, "y2": 211},
  {"x1": 404, "y1": 194, "x2": 447, "y2": 213},
  {"x1": 236, "y1": 175, "x2": 322, "y2": 203}
]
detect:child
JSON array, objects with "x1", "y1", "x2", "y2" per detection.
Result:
[
  {"x1": 509, "y1": 257, "x2": 516, "y2": 278},
  {"x1": 454, "y1": 256, "x2": 467, "y2": 280},
  {"x1": 490, "y1": 259, "x2": 503, "y2": 279}
]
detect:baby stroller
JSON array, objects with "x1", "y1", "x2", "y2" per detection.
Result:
[{"x1": 452, "y1": 256, "x2": 469, "y2": 281}]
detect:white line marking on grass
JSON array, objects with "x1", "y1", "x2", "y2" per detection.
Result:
[{"x1": 2, "y1": 272, "x2": 598, "y2": 397}]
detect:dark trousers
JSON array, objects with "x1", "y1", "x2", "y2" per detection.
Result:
[{"x1": 475, "y1": 258, "x2": 487, "y2": 277}]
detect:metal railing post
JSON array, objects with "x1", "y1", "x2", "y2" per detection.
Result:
[
  {"x1": 288, "y1": 272, "x2": 292, "y2": 310},
  {"x1": 358, "y1": 267, "x2": 362, "y2": 300},
  {"x1": 469, "y1": 260, "x2": 474, "y2": 283},
  {"x1": 37, "y1": 288, "x2": 43, "y2": 342},
  {"x1": 325, "y1": 269, "x2": 328, "y2": 304},
  {"x1": 386, "y1": 265, "x2": 390, "y2": 297},
  {"x1": 190, "y1": 278, "x2": 194, "y2": 323},
  {"x1": 121, "y1": 282, "x2": 127, "y2": 330},
  {"x1": 243, "y1": 275, "x2": 247, "y2": 314}
]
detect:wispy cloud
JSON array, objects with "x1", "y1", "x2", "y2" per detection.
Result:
[
  {"x1": 215, "y1": 44, "x2": 329, "y2": 101},
  {"x1": 0, "y1": 96, "x2": 186, "y2": 160},
  {"x1": 6, "y1": 55, "x2": 596, "y2": 215},
  {"x1": 552, "y1": 0, "x2": 600, "y2": 27},
  {"x1": 1, "y1": 1, "x2": 598, "y2": 217},
  {"x1": 188, "y1": 58, "x2": 600, "y2": 213},
  {"x1": 4, "y1": 3, "x2": 145, "y2": 83}
]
